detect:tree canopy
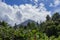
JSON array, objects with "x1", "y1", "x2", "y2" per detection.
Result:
[{"x1": 0, "y1": 12, "x2": 60, "y2": 40}]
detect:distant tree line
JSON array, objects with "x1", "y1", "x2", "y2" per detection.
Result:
[{"x1": 0, "y1": 12, "x2": 60, "y2": 40}]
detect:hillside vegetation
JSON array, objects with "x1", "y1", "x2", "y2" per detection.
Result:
[{"x1": 0, "y1": 12, "x2": 60, "y2": 40}]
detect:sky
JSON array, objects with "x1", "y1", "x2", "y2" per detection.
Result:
[
  {"x1": 3, "y1": 0, "x2": 60, "y2": 11},
  {"x1": 0, "y1": 0, "x2": 60, "y2": 26}
]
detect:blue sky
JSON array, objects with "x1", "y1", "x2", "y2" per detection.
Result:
[
  {"x1": 3, "y1": 0, "x2": 35, "y2": 5},
  {"x1": 3, "y1": 0, "x2": 58, "y2": 11}
]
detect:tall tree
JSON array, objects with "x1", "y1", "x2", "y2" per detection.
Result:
[
  {"x1": 52, "y1": 12, "x2": 60, "y2": 21},
  {"x1": 14, "y1": 23, "x2": 17, "y2": 29},
  {"x1": 46, "y1": 15, "x2": 51, "y2": 21},
  {"x1": 1, "y1": 21, "x2": 8, "y2": 27}
]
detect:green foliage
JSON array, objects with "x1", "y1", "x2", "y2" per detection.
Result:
[
  {"x1": 52, "y1": 12, "x2": 60, "y2": 21},
  {"x1": 0, "y1": 12, "x2": 60, "y2": 40}
]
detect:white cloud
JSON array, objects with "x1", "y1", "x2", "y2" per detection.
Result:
[
  {"x1": 32, "y1": 0, "x2": 38, "y2": 5},
  {"x1": 50, "y1": 0, "x2": 60, "y2": 7},
  {"x1": 34, "y1": 0, "x2": 38, "y2": 2},
  {"x1": 30, "y1": 0, "x2": 38, "y2": 2},
  {"x1": 0, "y1": 2, "x2": 51, "y2": 26},
  {"x1": 54, "y1": 0, "x2": 60, "y2": 6},
  {"x1": 49, "y1": 3, "x2": 54, "y2": 7}
]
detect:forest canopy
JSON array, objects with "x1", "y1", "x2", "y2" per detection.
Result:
[{"x1": 0, "y1": 12, "x2": 60, "y2": 40}]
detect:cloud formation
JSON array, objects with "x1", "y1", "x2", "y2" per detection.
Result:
[
  {"x1": 0, "y1": 1, "x2": 51, "y2": 26},
  {"x1": 49, "y1": 0, "x2": 60, "y2": 7},
  {"x1": 54, "y1": 0, "x2": 60, "y2": 6}
]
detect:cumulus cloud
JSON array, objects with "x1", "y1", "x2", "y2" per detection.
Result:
[
  {"x1": 49, "y1": 3, "x2": 54, "y2": 7},
  {"x1": 49, "y1": 0, "x2": 60, "y2": 7},
  {"x1": 54, "y1": 0, "x2": 60, "y2": 6},
  {"x1": 0, "y1": 1, "x2": 51, "y2": 26},
  {"x1": 34, "y1": 0, "x2": 38, "y2": 2}
]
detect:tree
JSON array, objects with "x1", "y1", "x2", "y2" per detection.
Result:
[
  {"x1": 46, "y1": 15, "x2": 51, "y2": 21},
  {"x1": 45, "y1": 25, "x2": 58, "y2": 37},
  {"x1": 14, "y1": 23, "x2": 17, "y2": 29},
  {"x1": 1, "y1": 21, "x2": 8, "y2": 27},
  {"x1": 52, "y1": 12, "x2": 60, "y2": 21}
]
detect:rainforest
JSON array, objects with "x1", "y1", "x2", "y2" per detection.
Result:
[{"x1": 0, "y1": 12, "x2": 60, "y2": 40}]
